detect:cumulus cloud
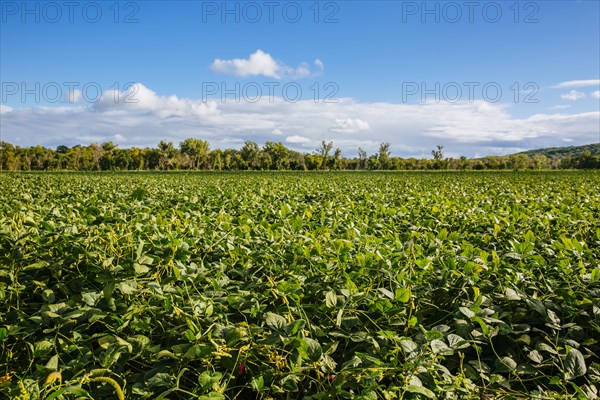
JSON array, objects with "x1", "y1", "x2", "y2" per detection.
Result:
[
  {"x1": 552, "y1": 79, "x2": 600, "y2": 88},
  {"x1": 64, "y1": 89, "x2": 83, "y2": 103},
  {"x1": 591, "y1": 90, "x2": 600, "y2": 99},
  {"x1": 93, "y1": 83, "x2": 220, "y2": 119},
  {"x1": 285, "y1": 135, "x2": 311, "y2": 143},
  {"x1": 211, "y1": 50, "x2": 324, "y2": 79},
  {"x1": 329, "y1": 118, "x2": 371, "y2": 133},
  {"x1": 1, "y1": 83, "x2": 598, "y2": 158},
  {"x1": 561, "y1": 90, "x2": 586, "y2": 101}
]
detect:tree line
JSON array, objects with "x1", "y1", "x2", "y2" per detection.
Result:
[{"x1": 0, "y1": 139, "x2": 598, "y2": 171}]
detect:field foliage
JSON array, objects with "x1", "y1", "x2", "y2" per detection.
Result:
[{"x1": 1, "y1": 171, "x2": 599, "y2": 399}]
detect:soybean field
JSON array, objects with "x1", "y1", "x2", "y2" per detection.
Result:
[{"x1": 1, "y1": 171, "x2": 599, "y2": 399}]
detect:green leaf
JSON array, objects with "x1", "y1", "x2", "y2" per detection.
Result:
[
  {"x1": 404, "y1": 384, "x2": 436, "y2": 398},
  {"x1": 325, "y1": 290, "x2": 337, "y2": 308},
  {"x1": 565, "y1": 348, "x2": 587, "y2": 380},
  {"x1": 46, "y1": 386, "x2": 90, "y2": 400},
  {"x1": 378, "y1": 287, "x2": 394, "y2": 300},
  {"x1": 459, "y1": 307, "x2": 476, "y2": 319},
  {"x1": 252, "y1": 376, "x2": 264, "y2": 391},
  {"x1": 496, "y1": 356, "x2": 517, "y2": 372},
  {"x1": 395, "y1": 287, "x2": 411, "y2": 303},
  {"x1": 528, "y1": 350, "x2": 544, "y2": 364},
  {"x1": 34, "y1": 340, "x2": 54, "y2": 357},
  {"x1": 281, "y1": 375, "x2": 298, "y2": 392},
  {"x1": 301, "y1": 337, "x2": 322, "y2": 362},
  {"x1": 526, "y1": 298, "x2": 546, "y2": 316},
  {"x1": 399, "y1": 339, "x2": 418, "y2": 354},
  {"x1": 42, "y1": 289, "x2": 56, "y2": 303},
  {"x1": 285, "y1": 319, "x2": 306, "y2": 335},
  {"x1": 447, "y1": 334, "x2": 470, "y2": 349},
  {"x1": 471, "y1": 317, "x2": 490, "y2": 336},
  {"x1": 265, "y1": 312, "x2": 287, "y2": 330},
  {"x1": 116, "y1": 281, "x2": 136, "y2": 295},
  {"x1": 198, "y1": 371, "x2": 222, "y2": 391},
  {"x1": 430, "y1": 339, "x2": 453, "y2": 355},
  {"x1": 504, "y1": 288, "x2": 521, "y2": 301},
  {"x1": 45, "y1": 354, "x2": 59, "y2": 370},
  {"x1": 133, "y1": 263, "x2": 150, "y2": 275}
]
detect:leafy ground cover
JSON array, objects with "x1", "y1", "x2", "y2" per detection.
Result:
[{"x1": 1, "y1": 171, "x2": 599, "y2": 399}]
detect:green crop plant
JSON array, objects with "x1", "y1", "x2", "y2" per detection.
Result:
[{"x1": 0, "y1": 171, "x2": 599, "y2": 399}]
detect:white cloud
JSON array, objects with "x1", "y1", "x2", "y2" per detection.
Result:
[
  {"x1": 591, "y1": 90, "x2": 600, "y2": 99},
  {"x1": 1, "y1": 83, "x2": 598, "y2": 158},
  {"x1": 330, "y1": 118, "x2": 371, "y2": 133},
  {"x1": 561, "y1": 90, "x2": 586, "y2": 101},
  {"x1": 0, "y1": 105, "x2": 13, "y2": 114},
  {"x1": 212, "y1": 50, "x2": 280, "y2": 78},
  {"x1": 552, "y1": 79, "x2": 600, "y2": 88},
  {"x1": 211, "y1": 50, "x2": 324, "y2": 79},
  {"x1": 94, "y1": 83, "x2": 220, "y2": 119},
  {"x1": 285, "y1": 135, "x2": 311, "y2": 143}
]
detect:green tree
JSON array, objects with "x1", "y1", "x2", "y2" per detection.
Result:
[
  {"x1": 180, "y1": 138, "x2": 210, "y2": 169},
  {"x1": 378, "y1": 142, "x2": 391, "y2": 169},
  {"x1": 357, "y1": 148, "x2": 367, "y2": 170},
  {"x1": 263, "y1": 142, "x2": 290, "y2": 170},
  {"x1": 431, "y1": 145, "x2": 446, "y2": 169},
  {"x1": 158, "y1": 140, "x2": 176, "y2": 170},
  {"x1": 210, "y1": 149, "x2": 223, "y2": 170},
  {"x1": 240, "y1": 141, "x2": 260, "y2": 170},
  {"x1": 316, "y1": 140, "x2": 333, "y2": 170}
]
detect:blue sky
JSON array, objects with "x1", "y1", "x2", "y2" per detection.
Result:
[{"x1": 1, "y1": 0, "x2": 599, "y2": 157}]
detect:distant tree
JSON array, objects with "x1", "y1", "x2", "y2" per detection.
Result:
[
  {"x1": 210, "y1": 149, "x2": 223, "y2": 170},
  {"x1": 130, "y1": 147, "x2": 144, "y2": 170},
  {"x1": 357, "y1": 148, "x2": 367, "y2": 170},
  {"x1": 99, "y1": 154, "x2": 114, "y2": 170},
  {"x1": 0, "y1": 141, "x2": 16, "y2": 171},
  {"x1": 431, "y1": 145, "x2": 446, "y2": 169},
  {"x1": 158, "y1": 140, "x2": 176, "y2": 170},
  {"x1": 316, "y1": 141, "x2": 333, "y2": 170},
  {"x1": 240, "y1": 141, "x2": 260, "y2": 170},
  {"x1": 577, "y1": 151, "x2": 600, "y2": 169},
  {"x1": 532, "y1": 154, "x2": 550, "y2": 170},
  {"x1": 367, "y1": 155, "x2": 380, "y2": 170},
  {"x1": 330, "y1": 148, "x2": 343, "y2": 170},
  {"x1": 1, "y1": 139, "x2": 596, "y2": 171},
  {"x1": 432, "y1": 145, "x2": 444, "y2": 161},
  {"x1": 101, "y1": 141, "x2": 117, "y2": 153},
  {"x1": 509, "y1": 154, "x2": 530, "y2": 170},
  {"x1": 459, "y1": 156, "x2": 468, "y2": 170},
  {"x1": 114, "y1": 149, "x2": 133, "y2": 170},
  {"x1": 288, "y1": 151, "x2": 307, "y2": 170},
  {"x1": 144, "y1": 148, "x2": 161, "y2": 170},
  {"x1": 263, "y1": 142, "x2": 291, "y2": 170},
  {"x1": 378, "y1": 142, "x2": 391, "y2": 169},
  {"x1": 180, "y1": 138, "x2": 210, "y2": 169}
]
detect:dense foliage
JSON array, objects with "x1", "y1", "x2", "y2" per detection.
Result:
[
  {"x1": 1, "y1": 140, "x2": 598, "y2": 172},
  {"x1": 1, "y1": 171, "x2": 599, "y2": 399},
  {"x1": 517, "y1": 144, "x2": 600, "y2": 162}
]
